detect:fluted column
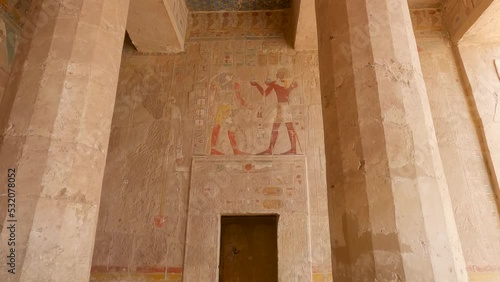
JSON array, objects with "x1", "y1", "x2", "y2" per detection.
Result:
[
  {"x1": 0, "y1": 0, "x2": 129, "y2": 281},
  {"x1": 315, "y1": 0, "x2": 467, "y2": 280}
]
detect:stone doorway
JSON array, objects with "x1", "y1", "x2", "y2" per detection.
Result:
[
  {"x1": 184, "y1": 156, "x2": 312, "y2": 281},
  {"x1": 219, "y1": 215, "x2": 279, "y2": 282}
]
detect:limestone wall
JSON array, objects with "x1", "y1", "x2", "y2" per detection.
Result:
[
  {"x1": 90, "y1": 8, "x2": 500, "y2": 281},
  {"x1": 457, "y1": 46, "x2": 500, "y2": 277},
  {"x1": 459, "y1": 41, "x2": 500, "y2": 175},
  {"x1": 91, "y1": 11, "x2": 332, "y2": 281},
  {"x1": 413, "y1": 8, "x2": 500, "y2": 281},
  {"x1": 457, "y1": 12, "x2": 500, "y2": 200},
  {"x1": 185, "y1": 156, "x2": 313, "y2": 281}
]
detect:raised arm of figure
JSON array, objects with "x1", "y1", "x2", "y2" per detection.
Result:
[
  {"x1": 235, "y1": 82, "x2": 251, "y2": 108},
  {"x1": 289, "y1": 81, "x2": 299, "y2": 91},
  {"x1": 250, "y1": 81, "x2": 264, "y2": 95}
]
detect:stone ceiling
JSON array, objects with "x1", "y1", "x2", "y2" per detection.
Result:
[{"x1": 186, "y1": 0, "x2": 292, "y2": 11}]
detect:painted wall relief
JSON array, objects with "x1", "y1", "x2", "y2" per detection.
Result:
[
  {"x1": 203, "y1": 67, "x2": 304, "y2": 155},
  {"x1": 250, "y1": 68, "x2": 299, "y2": 155},
  {"x1": 208, "y1": 72, "x2": 248, "y2": 155},
  {"x1": 0, "y1": 0, "x2": 28, "y2": 71},
  {"x1": 0, "y1": 1, "x2": 24, "y2": 102},
  {"x1": 188, "y1": 10, "x2": 287, "y2": 40},
  {"x1": 0, "y1": 0, "x2": 31, "y2": 28},
  {"x1": 92, "y1": 11, "x2": 331, "y2": 281},
  {"x1": 185, "y1": 156, "x2": 312, "y2": 281}
]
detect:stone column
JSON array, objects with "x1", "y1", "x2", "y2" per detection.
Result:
[
  {"x1": 0, "y1": 0, "x2": 129, "y2": 281},
  {"x1": 315, "y1": 0, "x2": 467, "y2": 281}
]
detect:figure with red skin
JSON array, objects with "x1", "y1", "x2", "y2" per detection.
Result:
[
  {"x1": 250, "y1": 68, "x2": 299, "y2": 155},
  {"x1": 209, "y1": 73, "x2": 250, "y2": 155}
]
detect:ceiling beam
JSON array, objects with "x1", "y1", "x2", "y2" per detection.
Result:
[
  {"x1": 288, "y1": 0, "x2": 318, "y2": 51},
  {"x1": 126, "y1": 0, "x2": 188, "y2": 53}
]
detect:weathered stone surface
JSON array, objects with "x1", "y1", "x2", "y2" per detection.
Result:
[
  {"x1": 91, "y1": 14, "x2": 332, "y2": 281},
  {"x1": 455, "y1": 40, "x2": 500, "y2": 282},
  {"x1": 185, "y1": 156, "x2": 311, "y2": 281},
  {"x1": 0, "y1": 0, "x2": 129, "y2": 280},
  {"x1": 0, "y1": 0, "x2": 497, "y2": 280},
  {"x1": 316, "y1": 0, "x2": 467, "y2": 280},
  {"x1": 453, "y1": 6, "x2": 500, "y2": 280},
  {"x1": 413, "y1": 8, "x2": 500, "y2": 280}
]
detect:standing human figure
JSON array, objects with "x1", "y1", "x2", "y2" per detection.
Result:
[
  {"x1": 209, "y1": 72, "x2": 250, "y2": 155},
  {"x1": 250, "y1": 68, "x2": 299, "y2": 155}
]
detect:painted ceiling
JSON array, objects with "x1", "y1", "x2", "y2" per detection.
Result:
[{"x1": 186, "y1": 0, "x2": 292, "y2": 11}]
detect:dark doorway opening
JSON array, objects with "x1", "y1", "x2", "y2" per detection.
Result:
[{"x1": 219, "y1": 215, "x2": 278, "y2": 282}]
